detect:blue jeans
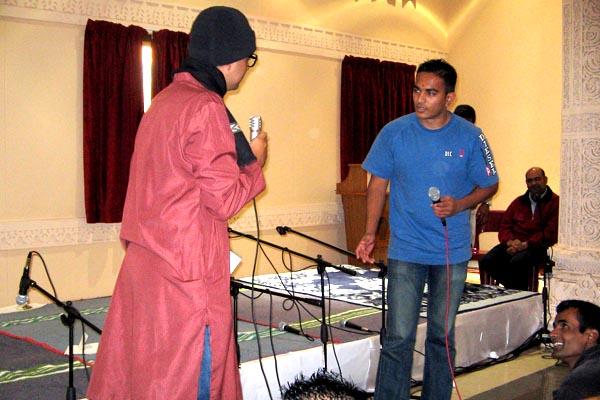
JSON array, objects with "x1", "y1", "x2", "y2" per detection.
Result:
[
  {"x1": 197, "y1": 327, "x2": 211, "y2": 400},
  {"x1": 375, "y1": 260, "x2": 467, "y2": 400}
]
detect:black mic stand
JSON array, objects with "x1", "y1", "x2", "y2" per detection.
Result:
[
  {"x1": 276, "y1": 226, "x2": 388, "y2": 345},
  {"x1": 22, "y1": 277, "x2": 102, "y2": 400},
  {"x1": 541, "y1": 258, "x2": 554, "y2": 333},
  {"x1": 229, "y1": 227, "x2": 356, "y2": 371}
]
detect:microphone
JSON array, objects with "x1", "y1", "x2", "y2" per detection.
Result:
[
  {"x1": 428, "y1": 186, "x2": 447, "y2": 226},
  {"x1": 16, "y1": 251, "x2": 33, "y2": 306},
  {"x1": 249, "y1": 115, "x2": 262, "y2": 140},
  {"x1": 340, "y1": 320, "x2": 378, "y2": 333},
  {"x1": 275, "y1": 226, "x2": 290, "y2": 235},
  {"x1": 279, "y1": 321, "x2": 303, "y2": 336}
]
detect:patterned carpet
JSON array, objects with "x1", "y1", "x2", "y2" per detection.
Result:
[{"x1": 0, "y1": 331, "x2": 90, "y2": 400}]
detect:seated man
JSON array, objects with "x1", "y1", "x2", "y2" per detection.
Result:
[
  {"x1": 479, "y1": 167, "x2": 559, "y2": 290},
  {"x1": 551, "y1": 300, "x2": 600, "y2": 400}
]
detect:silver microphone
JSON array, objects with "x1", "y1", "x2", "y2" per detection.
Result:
[{"x1": 249, "y1": 115, "x2": 262, "y2": 140}]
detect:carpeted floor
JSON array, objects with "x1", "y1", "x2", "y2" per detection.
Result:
[
  {"x1": 0, "y1": 332, "x2": 90, "y2": 400},
  {"x1": 0, "y1": 293, "x2": 374, "y2": 399}
]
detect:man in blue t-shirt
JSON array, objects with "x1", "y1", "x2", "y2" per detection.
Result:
[{"x1": 355, "y1": 59, "x2": 499, "y2": 400}]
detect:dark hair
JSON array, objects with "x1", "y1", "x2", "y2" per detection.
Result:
[
  {"x1": 283, "y1": 369, "x2": 372, "y2": 400},
  {"x1": 454, "y1": 104, "x2": 476, "y2": 124},
  {"x1": 417, "y1": 59, "x2": 457, "y2": 93},
  {"x1": 556, "y1": 300, "x2": 600, "y2": 334}
]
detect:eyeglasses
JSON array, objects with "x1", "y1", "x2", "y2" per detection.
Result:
[{"x1": 247, "y1": 53, "x2": 258, "y2": 68}]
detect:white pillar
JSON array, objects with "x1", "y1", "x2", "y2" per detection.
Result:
[{"x1": 551, "y1": 0, "x2": 600, "y2": 311}]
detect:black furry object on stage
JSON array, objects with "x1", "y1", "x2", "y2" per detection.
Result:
[{"x1": 282, "y1": 368, "x2": 372, "y2": 400}]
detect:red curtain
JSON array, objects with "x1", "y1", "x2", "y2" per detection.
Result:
[
  {"x1": 340, "y1": 56, "x2": 415, "y2": 181},
  {"x1": 151, "y1": 29, "x2": 189, "y2": 97},
  {"x1": 83, "y1": 20, "x2": 147, "y2": 223}
]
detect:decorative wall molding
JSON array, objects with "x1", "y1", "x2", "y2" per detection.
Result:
[
  {"x1": 0, "y1": 0, "x2": 446, "y2": 64},
  {"x1": 0, "y1": 203, "x2": 344, "y2": 250}
]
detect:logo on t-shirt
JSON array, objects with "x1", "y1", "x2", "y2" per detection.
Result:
[
  {"x1": 479, "y1": 132, "x2": 497, "y2": 176},
  {"x1": 444, "y1": 149, "x2": 465, "y2": 158}
]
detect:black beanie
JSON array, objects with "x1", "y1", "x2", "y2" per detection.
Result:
[{"x1": 188, "y1": 6, "x2": 256, "y2": 67}]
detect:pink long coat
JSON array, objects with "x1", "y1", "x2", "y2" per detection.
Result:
[{"x1": 87, "y1": 73, "x2": 265, "y2": 400}]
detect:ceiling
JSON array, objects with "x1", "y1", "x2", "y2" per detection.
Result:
[{"x1": 155, "y1": 0, "x2": 482, "y2": 49}]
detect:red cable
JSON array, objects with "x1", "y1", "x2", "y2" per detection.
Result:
[{"x1": 443, "y1": 225, "x2": 463, "y2": 400}]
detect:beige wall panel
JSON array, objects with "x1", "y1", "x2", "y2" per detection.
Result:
[
  {"x1": 1, "y1": 244, "x2": 125, "y2": 308},
  {"x1": 226, "y1": 50, "x2": 342, "y2": 212},
  {"x1": 2, "y1": 19, "x2": 84, "y2": 220},
  {"x1": 448, "y1": 0, "x2": 562, "y2": 209}
]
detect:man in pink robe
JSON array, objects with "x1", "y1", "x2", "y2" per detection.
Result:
[{"x1": 87, "y1": 7, "x2": 267, "y2": 399}]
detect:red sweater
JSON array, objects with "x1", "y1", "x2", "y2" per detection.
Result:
[{"x1": 498, "y1": 187, "x2": 559, "y2": 248}]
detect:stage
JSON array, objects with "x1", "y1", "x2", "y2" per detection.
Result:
[
  {"x1": 233, "y1": 266, "x2": 543, "y2": 399},
  {"x1": 0, "y1": 266, "x2": 542, "y2": 400}
]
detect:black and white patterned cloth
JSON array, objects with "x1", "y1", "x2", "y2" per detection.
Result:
[{"x1": 234, "y1": 265, "x2": 539, "y2": 317}]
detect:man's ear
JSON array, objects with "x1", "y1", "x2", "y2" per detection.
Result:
[
  {"x1": 585, "y1": 328, "x2": 599, "y2": 344},
  {"x1": 217, "y1": 63, "x2": 231, "y2": 73},
  {"x1": 445, "y1": 92, "x2": 456, "y2": 108}
]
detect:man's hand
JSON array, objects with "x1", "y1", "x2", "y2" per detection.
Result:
[
  {"x1": 431, "y1": 195, "x2": 460, "y2": 219},
  {"x1": 250, "y1": 131, "x2": 268, "y2": 167},
  {"x1": 355, "y1": 233, "x2": 376, "y2": 264},
  {"x1": 506, "y1": 239, "x2": 528, "y2": 255}
]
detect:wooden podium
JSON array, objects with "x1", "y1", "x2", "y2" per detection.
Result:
[{"x1": 336, "y1": 164, "x2": 390, "y2": 266}]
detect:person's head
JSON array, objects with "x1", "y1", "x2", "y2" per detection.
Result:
[
  {"x1": 551, "y1": 300, "x2": 600, "y2": 368},
  {"x1": 283, "y1": 369, "x2": 371, "y2": 399},
  {"x1": 416, "y1": 59, "x2": 457, "y2": 93},
  {"x1": 187, "y1": 6, "x2": 256, "y2": 90},
  {"x1": 454, "y1": 104, "x2": 476, "y2": 124},
  {"x1": 413, "y1": 59, "x2": 457, "y2": 129},
  {"x1": 525, "y1": 167, "x2": 548, "y2": 200}
]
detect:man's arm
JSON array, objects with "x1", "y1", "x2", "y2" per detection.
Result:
[{"x1": 355, "y1": 175, "x2": 389, "y2": 264}]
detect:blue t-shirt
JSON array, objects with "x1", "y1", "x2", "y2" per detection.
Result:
[{"x1": 363, "y1": 113, "x2": 498, "y2": 264}]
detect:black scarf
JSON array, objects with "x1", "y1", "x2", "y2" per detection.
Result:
[{"x1": 180, "y1": 58, "x2": 256, "y2": 167}]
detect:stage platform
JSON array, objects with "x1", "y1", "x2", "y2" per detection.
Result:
[{"x1": 234, "y1": 266, "x2": 543, "y2": 399}]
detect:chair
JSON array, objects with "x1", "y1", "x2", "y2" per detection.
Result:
[{"x1": 471, "y1": 210, "x2": 545, "y2": 292}]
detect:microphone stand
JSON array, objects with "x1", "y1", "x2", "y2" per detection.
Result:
[
  {"x1": 541, "y1": 259, "x2": 554, "y2": 333},
  {"x1": 22, "y1": 277, "x2": 102, "y2": 400},
  {"x1": 276, "y1": 226, "x2": 388, "y2": 345},
  {"x1": 229, "y1": 227, "x2": 356, "y2": 371}
]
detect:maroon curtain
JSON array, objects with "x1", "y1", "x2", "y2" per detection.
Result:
[
  {"x1": 83, "y1": 20, "x2": 147, "y2": 223},
  {"x1": 340, "y1": 56, "x2": 416, "y2": 181},
  {"x1": 151, "y1": 29, "x2": 189, "y2": 97}
]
